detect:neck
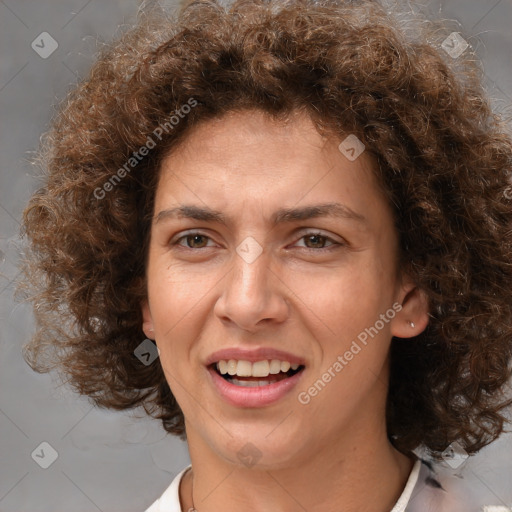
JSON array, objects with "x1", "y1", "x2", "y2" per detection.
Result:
[{"x1": 179, "y1": 427, "x2": 415, "y2": 512}]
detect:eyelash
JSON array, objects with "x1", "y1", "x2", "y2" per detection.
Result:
[{"x1": 171, "y1": 231, "x2": 343, "y2": 252}]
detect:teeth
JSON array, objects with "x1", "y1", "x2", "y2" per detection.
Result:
[
  {"x1": 229, "y1": 378, "x2": 275, "y2": 387},
  {"x1": 227, "y1": 360, "x2": 238, "y2": 376},
  {"x1": 269, "y1": 359, "x2": 282, "y2": 374},
  {"x1": 218, "y1": 360, "x2": 228, "y2": 374},
  {"x1": 237, "y1": 360, "x2": 256, "y2": 377},
  {"x1": 216, "y1": 359, "x2": 301, "y2": 377}
]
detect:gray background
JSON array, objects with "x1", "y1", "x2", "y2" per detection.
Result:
[{"x1": 0, "y1": 1, "x2": 511, "y2": 511}]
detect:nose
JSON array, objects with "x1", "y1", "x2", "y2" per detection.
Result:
[{"x1": 213, "y1": 248, "x2": 289, "y2": 333}]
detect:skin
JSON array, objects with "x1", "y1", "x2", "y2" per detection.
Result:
[{"x1": 142, "y1": 108, "x2": 430, "y2": 512}]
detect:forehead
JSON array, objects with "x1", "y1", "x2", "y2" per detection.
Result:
[{"x1": 154, "y1": 109, "x2": 391, "y2": 230}]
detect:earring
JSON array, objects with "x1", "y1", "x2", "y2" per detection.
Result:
[{"x1": 409, "y1": 321, "x2": 415, "y2": 328}]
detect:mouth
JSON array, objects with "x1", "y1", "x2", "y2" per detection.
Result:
[
  {"x1": 208, "y1": 362, "x2": 306, "y2": 387},
  {"x1": 205, "y1": 354, "x2": 307, "y2": 407}
]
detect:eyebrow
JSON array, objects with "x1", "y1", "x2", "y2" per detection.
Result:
[{"x1": 154, "y1": 202, "x2": 367, "y2": 226}]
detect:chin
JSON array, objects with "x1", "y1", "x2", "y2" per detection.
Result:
[{"x1": 218, "y1": 430, "x2": 306, "y2": 470}]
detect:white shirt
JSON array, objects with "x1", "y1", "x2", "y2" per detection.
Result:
[{"x1": 144, "y1": 456, "x2": 466, "y2": 512}]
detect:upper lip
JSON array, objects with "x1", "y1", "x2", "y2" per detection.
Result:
[{"x1": 205, "y1": 347, "x2": 306, "y2": 367}]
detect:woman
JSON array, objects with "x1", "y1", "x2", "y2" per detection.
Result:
[{"x1": 19, "y1": 0, "x2": 512, "y2": 510}]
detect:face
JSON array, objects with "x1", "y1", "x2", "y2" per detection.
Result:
[{"x1": 142, "y1": 109, "x2": 428, "y2": 469}]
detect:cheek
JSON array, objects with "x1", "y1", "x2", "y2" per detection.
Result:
[
  {"x1": 146, "y1": 265, "x2": 203, "y2": 368},
  {"x1": 147, "y1": 256, "x2": 211, "y2": 320},
  {"x1": 290, "y1": 259, "x2": 393, "y2": 339}
]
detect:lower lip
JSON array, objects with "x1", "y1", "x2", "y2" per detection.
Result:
[{"x1": 207, "y1": 365, "x2": 305, "y2": 408}]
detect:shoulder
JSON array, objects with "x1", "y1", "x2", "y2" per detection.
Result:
[
  {"x1": 407, "y1": 457, "x2": 510, "y2": 512},
  {"x1": 144, "y1": 464, "x2": 192, "y2": 512}
]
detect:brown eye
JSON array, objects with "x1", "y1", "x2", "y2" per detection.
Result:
[
  {"x1": 295, "y1": 232, "x2": 341, "y2": 251},
  {"x1": 174, "y1": 233, "x2": 212, "y2": 249},
  {"x1": 171, "y1": 231, "x2": 343, "y2": 252},
  {"x1": 303, "y1": 234, "x2": 330, "y2": 249}
]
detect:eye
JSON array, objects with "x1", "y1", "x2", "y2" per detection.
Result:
[
  {"x1": 293, "y1": 232, "x2": 342, "y2": 251},
  {"x1": 171, "y1": 230, "x2": 343, "y2": 252},
  {"x1": 173, "y1": 232, "x2": 215, "y2": 249}
]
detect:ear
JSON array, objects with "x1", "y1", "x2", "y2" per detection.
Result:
[
  {"x1": 141, "y1": 299, "x2": 155, "y2": 340},
  {"x1": 390, "y1": 277, "x2": 430, "y2": 339}
]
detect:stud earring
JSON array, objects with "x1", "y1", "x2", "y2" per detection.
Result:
[{"x1": 409, "y1": 321, "x2": 415, "y2": 328}]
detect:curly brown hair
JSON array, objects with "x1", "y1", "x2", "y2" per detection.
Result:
[{"x1": 18, "y1": 0, "x2": 512, "y2": 461}]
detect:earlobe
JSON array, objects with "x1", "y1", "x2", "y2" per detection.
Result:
[
  {"x1": 141, "y1": 299, "x2": 155, "y2": 339},
  {"x1": 390, "y1": 284, "x2": 430, "y2": 339}
]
